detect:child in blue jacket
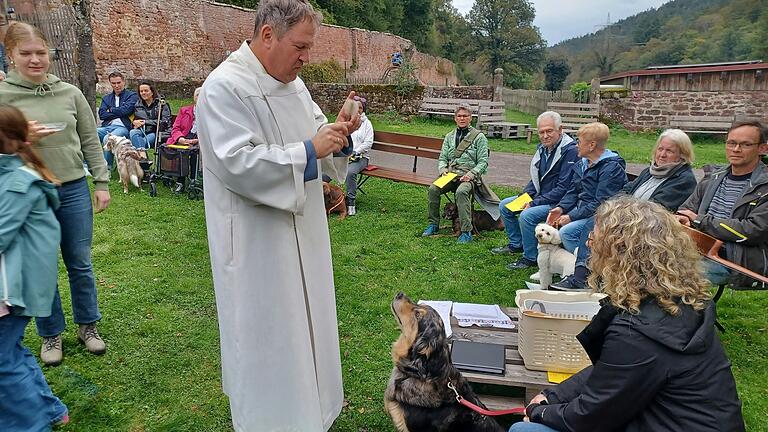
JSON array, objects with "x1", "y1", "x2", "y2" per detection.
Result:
[{"x1": 0, "y1": 104, "x2": 68, "y2": 430}]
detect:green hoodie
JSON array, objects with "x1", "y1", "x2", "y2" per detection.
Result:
[{"x1": 0, "y1": 71, "x2": 109, "y2": 190}]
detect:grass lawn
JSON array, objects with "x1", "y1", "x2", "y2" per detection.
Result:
[{"x1": 35, "y1": 174, "x2": 768, "y2": 431}]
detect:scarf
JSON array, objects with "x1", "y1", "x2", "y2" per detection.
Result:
[{"x1": 649, "y1": 161, "x2": 684, "y2": 178}]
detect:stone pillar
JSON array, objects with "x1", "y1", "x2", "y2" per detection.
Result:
[
  {"x1": 590, "y1": 77, "x2": 601, "y2": 106},
  {"x1": 493, "y1": 68, "x2": 504, "y2": 102}
]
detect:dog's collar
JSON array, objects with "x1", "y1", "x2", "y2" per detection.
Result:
[{"x1": 326, "y1": 191, "x2": 344, "y2": 214}]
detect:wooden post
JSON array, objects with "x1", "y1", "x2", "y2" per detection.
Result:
[
  {"x1": 590, "y1": 77, "x2": 601, "y2": 106},
  {"x1": 493, "y1": 68, "x2": 504, "y2": 102}
]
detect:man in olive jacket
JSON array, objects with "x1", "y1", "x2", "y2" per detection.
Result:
[{"x1": 677, "y1": 120, "x2": 768, "y2": 289}]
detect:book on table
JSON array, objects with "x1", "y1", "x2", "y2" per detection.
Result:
[{"x1": 451, "y1": 340, "x2": 505, "y2": 375}]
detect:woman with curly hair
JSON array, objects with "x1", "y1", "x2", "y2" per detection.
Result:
[{"x1": 511, "y1": 196, "x2": 745, "y2": 432}]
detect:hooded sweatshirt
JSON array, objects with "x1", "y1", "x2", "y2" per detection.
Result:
[
  {"x1": 0, "y1": 71, "x2": 109, "y2": 190},
  {"x1": 557, "y1": 149, "x2": 627, "y2": 221},
  {"x1": 527, "y1": 299, "x2": 745, "y2": 432}
]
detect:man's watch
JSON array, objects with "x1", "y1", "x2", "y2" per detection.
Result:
[{"x1": 692, "y1": 218, "x2": 702, "y2": 228}]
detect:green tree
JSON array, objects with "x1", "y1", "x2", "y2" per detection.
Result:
[
  {"x1": 432, "y1": 0, "x2": 472, "y2": 62},
  {"x1": 468, "y1": 0, "x2": 545, "y2": 87},
  {"x1": 543, "y1": 58, "x2": 571, "y2": 91}
]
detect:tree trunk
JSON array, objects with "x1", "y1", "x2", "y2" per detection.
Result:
[{"x1": 71, "y1": 0, "x2": 97, "y2": 117}]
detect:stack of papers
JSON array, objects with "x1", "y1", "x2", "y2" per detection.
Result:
[
  {"x1": 418, "y1": 300, "x2": 454, "y2": 337},
  {"x1": 453, "y1": 303, "x2": 515, "y2": 329}
]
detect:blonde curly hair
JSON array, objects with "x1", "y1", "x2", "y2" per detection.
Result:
[{"x1": 588, "y1": 196, "x2": 711, "y2": 315}]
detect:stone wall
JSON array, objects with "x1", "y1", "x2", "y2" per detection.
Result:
[
  {"x1": 425, "y1": 86, "x2": 493, "y2": 100},
  {"x1": 600, "y1": 90, "x2": 768, "y2": 131}
]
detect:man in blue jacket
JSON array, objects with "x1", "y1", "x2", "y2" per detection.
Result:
[
  {"x1": 97, "y1": 72, "x2": 137, "y2": 169},
  {"x1": 548, "y1": 122, "x2": 627, "y2": 289},
  {"x1": 495, "y1": 111, "x2": 579, "y2": 271}
]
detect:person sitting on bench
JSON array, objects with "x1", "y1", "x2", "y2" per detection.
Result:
[
  {"x1": 344, "y1": 96, "x2": 373, "y2": 216},
  {"x1": 675, "y1": 119, "x2": 768, "y2": 289}
]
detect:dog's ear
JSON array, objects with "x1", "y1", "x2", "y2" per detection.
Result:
[{"x1": 399, "y1": 308, "x2": 449, "y2": 379}]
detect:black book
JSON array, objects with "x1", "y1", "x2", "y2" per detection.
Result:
[{"x1": 451, "y1": 340, "x2": 505, "y2": 375}]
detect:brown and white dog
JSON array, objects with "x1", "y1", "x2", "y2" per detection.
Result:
[
  {"x1": 103, "y1": 134, "x2": 143, "y2": 193},
  {"x1": 443, "y1": 202, "x2": 504, "y2": 235},
  {"x1": 385, "y1": 292, "x2": 506, "y2": 432},
  {"x1": 323, "y1": 181, "x2": 347, "y2": 220}
]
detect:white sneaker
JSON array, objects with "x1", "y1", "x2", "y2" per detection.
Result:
[{"x1": 348, "y1": 205, "x2": 356, "y2": 216}]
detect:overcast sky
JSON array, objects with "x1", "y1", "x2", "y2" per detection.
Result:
[{"x1": 452, "y1": 0, "x2": 673, "y2": 46}]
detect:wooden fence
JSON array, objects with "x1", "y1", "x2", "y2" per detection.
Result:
[
  {"x1": 17, "y1": 6, "x2": 78, "y2": 85},
  {"x1": 503, "y1": 89, "x2": 578, "y2": 115}
]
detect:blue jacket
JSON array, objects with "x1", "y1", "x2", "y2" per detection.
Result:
[
  {"x1": 557, "y1": 149, "x2": 627, "y2": 221},
  {"x1": 98, "y1": 89, "x2": 138, "y2": 129},
  {"x1": 523, "y1": 134, "x2": 579, "y2": 207},
  {"x1": 0, "y1": 155, "x2": 61, "y2": 317}
]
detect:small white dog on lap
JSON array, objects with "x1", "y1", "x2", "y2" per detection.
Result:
[{"x1": 531, "y1": 223, "x2": 576, "y2": 290}]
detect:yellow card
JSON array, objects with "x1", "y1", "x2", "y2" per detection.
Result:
[
  {"x1": 504, "y1": 193, "x2": 533, "y2": 212},
  {"x1": 432, "y1": 172, "x2": 458, "y2": 188},
  {"x1": 547, "y1": 371, "x2": 573, "y2": 384}
]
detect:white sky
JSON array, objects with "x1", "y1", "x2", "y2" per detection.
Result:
[{"x1": 452, "y1": 0, "x2": 673, "y2": 46}]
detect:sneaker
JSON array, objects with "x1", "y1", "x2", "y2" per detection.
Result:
[
  {"x1": 348, "y1": 205, "x2": 356, "y2": 216},
  {"x1": 53, "y1": 413, "x2": 70, "y2": 427},
  {"x1": 421, "y1": 224, "x2": 439, "y2": 237},
  {"x1": 41, "y1": 335, "x2": 63, "y2": 366},
  {"x1": 550, "y1": 275, "x2": 588, "y2": 291},
  {"x1": 506, "y1": 257, "x2": 537, "y2": 270},
  {"x1": 173, "y1": 182, "x2": 184, "y2": 194},
  {"x1": 491, "y1": 244, "x2": 523, "y2": 255},
  {"x1": 457, "y1": 231, "x2": 473, "y2": 244},
  {"x1": 78, "y1": 323, "x2": 106, "y2": 355}
]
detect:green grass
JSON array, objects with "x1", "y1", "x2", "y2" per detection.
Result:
[{"x1": 33, "y1": 175, "x2": 767, "y2": 431}]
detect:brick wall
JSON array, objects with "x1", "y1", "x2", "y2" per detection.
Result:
[{"x1": 600, "y1": 90, "x2": 768, "y2": 131}]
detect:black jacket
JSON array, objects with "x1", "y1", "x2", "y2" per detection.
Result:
[
  {"x1": 622, "y1": 163, "x2": 697, "y2": 211},
  {"x1": 527, "y1": 299, "x2": 745, "y2": 432},
  {"x1": 133, "y1": 97, "x2": 171, "y2": 135}
]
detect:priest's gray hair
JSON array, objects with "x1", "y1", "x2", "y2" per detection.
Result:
[
  {"x1": 537, "y1": 111, "x2": 562, "y2": 129},
  {"x1": 253, "y1": 0, "x2": 323, "y2": 39}
]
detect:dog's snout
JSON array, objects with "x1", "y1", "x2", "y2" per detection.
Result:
[{"x1": 395, "y1": 292, "x2": 404, "y2": 300}]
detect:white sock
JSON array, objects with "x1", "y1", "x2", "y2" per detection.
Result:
[{"x1": 348, "y1": 205, "x2": 356, "y2": 216}]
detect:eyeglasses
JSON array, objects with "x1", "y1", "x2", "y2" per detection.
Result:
[{"x1": 725, "y1": 140, "x2": 761, "y2": 149}]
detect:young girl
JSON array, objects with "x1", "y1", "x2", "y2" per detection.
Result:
[{"x1": 0, "y1": 104, "x2": 69, "y2": 430}]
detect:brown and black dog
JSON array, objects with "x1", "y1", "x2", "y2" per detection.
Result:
[
  {"x1": 443, "y1": 202, "x2": 504, "y2": 235},
  {"x1": 323, "y1": 181, "x2": 347, "y2": 220},
  {"x1": 385, "y1": 292, "x2": 506, "y2": 432}
]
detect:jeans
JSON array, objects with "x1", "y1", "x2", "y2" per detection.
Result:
[
  {"x1": 36, "y1": 177, "x2": 102, "y2": 337},
  {"x1": 517, "y1": 204, "x2": 554, "y2": 262},
  {"x1": 0, "y1": 315, "x2": 68, "y2": 431},
  {"x1": 428, "y1": 181, "x2": 474, "y2": 232},
  {"x1": 559, "y1": 217, "x2": 592, "y2": 255},
  {"x1": 574, "y1": 217, "x2": 594, "y2": 268},
  {"x1": 129, "y1": 128, "x2": 155, "y2": 151},
  {"x1": 509, "y1": 422, "x2": 561, "y2": 432},
  {"x1": 703, "y1": 259, "x2": 731, "y2": 285},
  {"x1": 97, "y1": 124, "x2": 129, "y2": 168},
  {"x1": 345, "y1": 157, "x2": 368, "y2": 204}
]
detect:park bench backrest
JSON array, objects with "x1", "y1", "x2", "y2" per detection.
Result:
[
  {"x1": 546, "y1": 102, "x2": 599, "y2": 131},
  {"x1": 669, "y1": 115, "x2": 734, "y2": 134},
  {"x1": 477, "y1": 101, "x2": 506, "y2": 127}
]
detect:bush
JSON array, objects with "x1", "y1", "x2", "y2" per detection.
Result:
[
  {"x1": 570, "y1": 81, "x2": 591, "y2": 103},
  {"x1": 300, "y1": 60, "x2": 345, "y2": 83}
]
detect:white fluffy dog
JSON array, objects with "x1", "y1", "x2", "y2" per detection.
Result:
[{"x1": 535, "y1": 223, "x2": 576, "y2": 290}]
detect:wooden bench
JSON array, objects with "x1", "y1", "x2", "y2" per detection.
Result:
[
  {"x1": 419, "y1": 97, "x2": 498, "y2": 122},
  {"x1": 669, "y1": 115, "x2": 733, "y2": 135},
  {"x1": 450, "y1": 307, "x2": 553, "y2": 409},
  {"x1": 478, "y1": 102, "x2": 528, "y2": 139},
  {"x1": 527, "y1": 102, "x2": 600, "y2": 143},
  {"x1": 356, "y1": 131, "x2": 443, "y2": 192}
]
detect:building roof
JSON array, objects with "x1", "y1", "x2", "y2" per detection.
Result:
[{"x1": 600, "y1": 60, "x2": 768, "y2": 81}]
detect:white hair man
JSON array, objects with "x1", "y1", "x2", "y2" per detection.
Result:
[{"x1": 197, "y1": 0, "x2": 360, "y2": 430}]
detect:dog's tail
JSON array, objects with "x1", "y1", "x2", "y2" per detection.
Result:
[{"x1": 130, "y1": 174, "x2": 140, "y2": 188}]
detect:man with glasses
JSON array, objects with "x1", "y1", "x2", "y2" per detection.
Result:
[
  {"x1": 495, "y1": 111, "x2": 579, "y2": 270},
  {"x1": 422, "y1": 103, "x2": 494, "y2": 243},
  {"x1": 676, "y1": 120, "x2": 768, "y2": 288}
]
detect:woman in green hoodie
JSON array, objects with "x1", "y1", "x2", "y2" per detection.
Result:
[{"x1": 0, "y1": 22, "x2": 110, "y2": 366}]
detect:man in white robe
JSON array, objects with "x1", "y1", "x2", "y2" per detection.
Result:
[{"x1": 197, "y1": 1, "x2": 359, "y2": 430}]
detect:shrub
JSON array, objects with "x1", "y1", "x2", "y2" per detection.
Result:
[{"x1": 300, "y1": 60, "x2": 345, "y2": 83}]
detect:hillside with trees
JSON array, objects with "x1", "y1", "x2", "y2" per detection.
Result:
[{"x1": 548, "y1": 0, "x2": 768, "y2": 84}]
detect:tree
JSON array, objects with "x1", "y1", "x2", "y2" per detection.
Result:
[
  {"x1": 398, "y1": 0, "x2": 436, "y2": 52},
  {"x1": 70, "y1": 0, "x2": 97, "y2": 114},
  {"x1": 543, "y1": 58, "x2": 570, "y2": 91},
  {"x1": 468, "y1": 0, "x2": 545, "y2": 87}
]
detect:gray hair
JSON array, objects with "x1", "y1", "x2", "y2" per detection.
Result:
[
  {"x1": 656, "y1": 128, "x2": 695, "y2": 164},
  {"x1": 537, "y1": 111, "x2": 562, "y2": 129},
  {"x1": 194, "y1": 87, "x2": 202, "y2": 99},
  {"x1": 253, "y1": 0, "x2": 323, "y2": 39},
  {"x1": 455, "y1": 103, "x2": 472, "y2": 115}
]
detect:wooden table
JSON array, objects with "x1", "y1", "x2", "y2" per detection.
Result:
[
  {"x1": 483, "y1": 122, "x2": 529, "y2": 139},
  {"x1": 449, "y1": 307, "x2": 553, "y2": 410}
]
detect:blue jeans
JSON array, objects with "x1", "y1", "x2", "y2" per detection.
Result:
[
  {"x1": 574, "y1": 217, "x2": 594, "y2": 267},
  {"x1": 509, "y1": 422, "x2": 560, "y2": 432},
  {"x1": 97, "y1": 124, "x2": 129, "y2": 168},
  {"x1": 703, "y1": 259, "x2": 731, "y2": 285},
  {"x1": 35, "y1": 178, "x2": 102, "y2": 337},
  {"x1": 129, "y1": 128, "x2": 156, "y2": 151},
  {"x1": 559, "y1": 217, "x2": 592, "y2": 255},
  {"x1": 515, "y1": 203, "x2": 554, "y2": 262},
  {"x1": 0, "y1": 315, "x2": 68, "y2": 431}
]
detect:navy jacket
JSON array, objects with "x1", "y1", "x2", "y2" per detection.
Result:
[
  {"x1": 622, "y1": 163, "x2": 697, "y2": 212},
  {"x1": 98, "y1": 89, "x2": 138, "y2": 129},
  {"x1": 557, "y1": 149, "x2": 627, "y2": 221},
  {"x1": 523, "y1": 134, "x2": 580, "y2": 207}
]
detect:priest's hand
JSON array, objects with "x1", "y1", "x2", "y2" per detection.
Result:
[
  {"x1": 336, "y1": 91, "x2": 362, "y2": 134},
  {"x1": 312, "y1": 123, "x2": 349, "y2": 158}
]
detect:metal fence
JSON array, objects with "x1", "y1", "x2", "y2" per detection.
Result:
[{"x1": 17, "y1": 6, "x2": 78, "y2": 84}]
